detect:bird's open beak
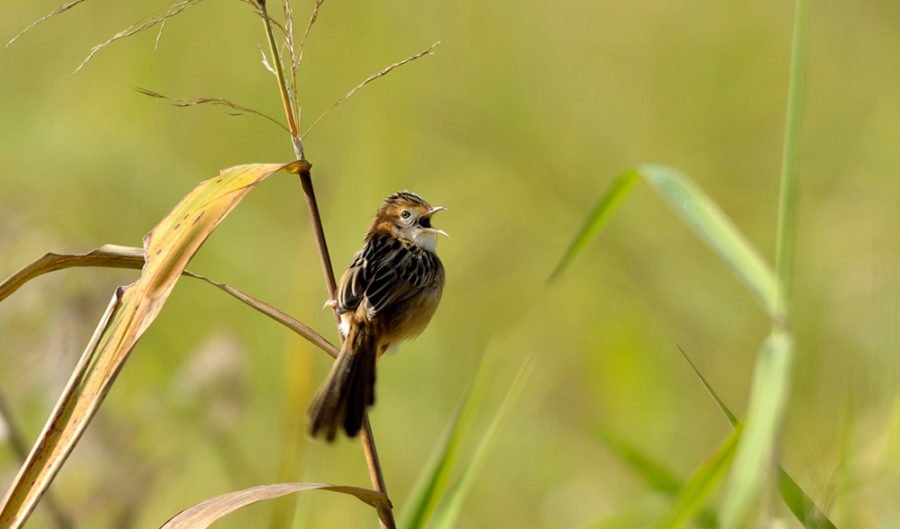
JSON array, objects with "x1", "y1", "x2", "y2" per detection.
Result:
[{"x1": 422, "y1": 206, "x2": 449, "y2": 238}]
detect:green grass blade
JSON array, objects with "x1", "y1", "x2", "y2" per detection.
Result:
[
  {"x1": 678, "y1": 346, "x2": 739, "y2": 427},
  {"x1": 595, "y1": 428, "x2": 716, "y2": 529},
  {"x1": 398, "y1": 359, "x2": 491, "y2": 529},
  {"x1": 638, "y1": 165, "x2": 781, "y2": 317},
  {"x1": 548, "y1": 170, "x2": 641, "y2": 282},
  {"x1": 549, "y1": 165, "x2": 780, "y2": 317},
  {"x1": 680, "y1": 347, "x2": 838, "y2": 529},
  {"x1": 651, "y1": 428, "x2": 740, "y2": 529},
  {"x1": 595, "y1": 428, "x2": 682, "y2": 495},
  {"x1": 719, "y1": 332, "x2": 794, "y2": 529},
  {"x1": 427, "y1": 358, "x2": 534, "y2": 529},
  {"x1": 777, "y1": 470, "x2": 837, "y2": 529},
  {"x1": 774, "y1": 0, "x2": 809, "y2": 312}
]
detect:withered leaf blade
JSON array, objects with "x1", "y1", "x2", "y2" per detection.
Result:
[
  {"x1": 0, "y1": 243, "x2": 337, "y2": 357},
  {"x1": 0, "y1": 161, "x2": 303, "y2": 529},
  {"x1": 160, "y1": 482, "x2": 389, "y2": 529},
  {"x1": 0, "y1": 244, "x2": 145, "y2": 303}
]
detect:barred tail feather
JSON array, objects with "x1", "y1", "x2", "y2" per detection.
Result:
[{"x1": 307, "y1": 323, "x2": 377, "y2": 442}]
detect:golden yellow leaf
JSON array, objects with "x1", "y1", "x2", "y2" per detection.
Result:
[{"x1": 0, "y1": 161, "x2": 307, "y2": 529}]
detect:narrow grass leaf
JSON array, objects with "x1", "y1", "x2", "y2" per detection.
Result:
[
  {"x1": 0, "y1": 162, "x2": 301, "y2": 529},
  {"x1": 548, "y1": 170, "x2": 640, "y2": 282},
  {"x1": 0, "y1": 245, "x2": 145, "y2": 302},
  {"x1": 594, "y1": 428, "x2": 716, "y2": 529},
  {"x1": 678, "y1": 346, "x2": 739, "y2": 426},
  {"x1": 548, "y1": 166, "x2": 779, "y2": 317},
  {"x1": 0, "y1": 243, "x2": 337, "y2": 358},
  {"x1": 159, "y1": 483, "x2": 388, "y2": 529},
  {"x1": 718, "y1": 332, "x2": 793, "y2": 529},
  {"x1": 774, "y1": 0, "x2": 809, "y2": 307},
  {"x1": 183, "y1": 270, "x2": 337, "y2": 357},
  {"x1": 399, "y1": 357, "x2": 492, "y2": 529},
  {"x1": 680, "y1": 348, "x2": 838, "y2": 529},
  {"x1": 776, "y1": 470, "x2": 837, "y2": 529},
  {"x1": 428, "y1": 358, "x2": 534, "y2": 529},
  {"x1": 0, "y1": 397, "x2": 76, "y2": 529},
  {"x1": 651, "y1": 428, "x2": 740, "y2": 529},
  {"x1": 595, "y1": 428, "x2": 682, "y2": 495},
  {"x1": 638, "y1": 165, "x2": 780, "y2": 317}
]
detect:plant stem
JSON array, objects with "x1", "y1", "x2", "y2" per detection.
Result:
[
  {"x1": 257, "y1": 3, "x2": 396, "y2": 527},
  {"x1": 258, "y1": 0, "x2": 302, "y2": 158},
  {"x1": 361, "y1": 418, "x2": 397, "y2": 529},
  {"x1": 295, "y1": 165, "x2": 339, "y2": 322},
  {"x1": 294, "y1": 161, "x2": 397, "y2": 529},
  {"x1": 774, "y1": 0, "x2": 808, "y2": 326}
]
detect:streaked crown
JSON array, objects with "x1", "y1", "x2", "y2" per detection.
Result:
[
  {"x1": 375, "y1": 191, "x2": 433, "y2": 223},
  {"x1": 382, "y1": 191, "x2": 431, "y2": 210},
  {"x1": 369, "y1": 190, "x2": 446, "y2": 250}
]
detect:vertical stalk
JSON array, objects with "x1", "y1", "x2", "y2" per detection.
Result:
[
  {"x1": 256, "y1": 3, "x2": 396, "y2": 527},
  {"x1": 258, "y1": 0, "x2": 303, "y2": 158},
  {"x1": 720, "y1": 3, "x2": 808, "y2": 528},
  {"x1": 774, "y1": 0, "x2": 809, "y2": 326},
  {"x1": 296, "y1": 166, "x2": 340, "y2": 322}
]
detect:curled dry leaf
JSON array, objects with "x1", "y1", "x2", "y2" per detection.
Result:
[
  {"x1": 0, "y1": 243, "x2": 337, "y2": 357},
  {"x1": 0, "y1": 161, "x2": 305, "y2": 529},
  {"x1": 160, "y1": 482, "x2": 389, "y2": 529},
  {"x1": 0, "y1": 244, "x2": 144, "y2": 303}
]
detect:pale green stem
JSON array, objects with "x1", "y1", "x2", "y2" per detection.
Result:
[{"x1": 774, "y1": 0, "x2": 809, "y2": 326}]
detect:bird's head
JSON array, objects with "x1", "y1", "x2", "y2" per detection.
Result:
[{"x1": 372, "y1": 191, "x2": 448, "y2": 252}]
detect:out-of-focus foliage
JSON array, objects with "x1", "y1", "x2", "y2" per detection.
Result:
[{"x1": 1, "y1": 1, "x2": 898, "y2": 528}]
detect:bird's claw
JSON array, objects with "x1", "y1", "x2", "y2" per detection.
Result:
[{"x1": 323, "y1": 299, "x2": 338, "y2": 311}]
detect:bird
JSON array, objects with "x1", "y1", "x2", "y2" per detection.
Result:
[{"x1": 308, "y1": 191, "x2": 447, "y2": 441}]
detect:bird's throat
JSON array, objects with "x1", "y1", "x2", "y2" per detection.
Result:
[{"x1": 413, "y1": 231, "x2": 438, "y2": 253}]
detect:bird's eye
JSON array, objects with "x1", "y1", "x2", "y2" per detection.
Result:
[{"x1": 400, "y1": 210, "x2": 411, "y2": 220}]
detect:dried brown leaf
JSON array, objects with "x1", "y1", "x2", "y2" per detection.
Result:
[
  {"x1": 0, "y1": 244, "x2": 144, "y2": 302},
  {"x1": 0, "y1": 162, "x2": 303, "y2": 529},
  {"x1": 183, "y1": 270, "x2": 337, "y2": 357},
  {"x1": 159, "y1": 482, "x2": 389, "y2": 529},
  {"x1": 0, "y1": 243, "x2": 336, "y2": 357}
]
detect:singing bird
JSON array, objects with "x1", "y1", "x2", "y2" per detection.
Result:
[{"x1": 308, "y1": 191, "x2": 447, "y2": 441}]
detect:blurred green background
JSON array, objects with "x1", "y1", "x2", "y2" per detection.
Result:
[{"x1": 1, "y1": 1, "x2": 899, "y2": 528}]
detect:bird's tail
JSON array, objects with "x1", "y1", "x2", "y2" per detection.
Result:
[{"x1": 307, "y1": 322, "x2": 377, "y2": 442}]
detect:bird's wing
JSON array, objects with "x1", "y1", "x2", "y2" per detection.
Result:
[{"x1": 337, "y1": 233, "x2": 439, "y2": 318}]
